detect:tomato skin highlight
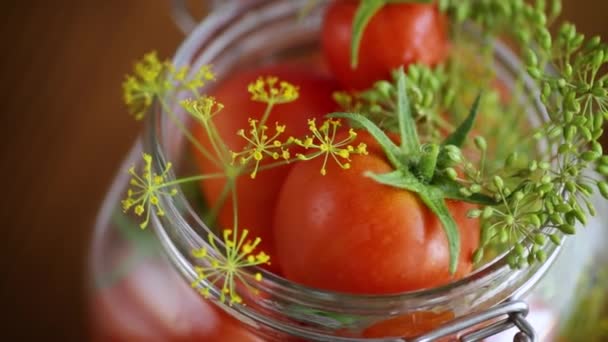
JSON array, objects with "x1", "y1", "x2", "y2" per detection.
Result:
[
  {"x1": 193, "y1": 63, "x2": 340, "y2": 273},
  {"x1": 322, "y1": 0, "x2": 449, "y2": 90},
  {"x1": 273, "y1": 136, "x2": 479, "y2": 294}
]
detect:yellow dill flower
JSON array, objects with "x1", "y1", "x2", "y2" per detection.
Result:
[
  {"x1": 191, "y1": 229, "x2": 271, "y2": 305},
  {"x1": 182, "y1": 64, "x2": 215, "y2": 93},
  {"x1": 121, "y1": 153, "x2": 178, "y2": 229},
  {"x1": 123, "y1": 52, "x2": 165, "y2": 120},
  {"x1": 165, "y1": 63, "x2": 189, "y2": 82},
  {"x1": 248, "y1": 76, "x2": 299, "y2": 104},
  {"x1": 181, "y1": 96, "x2": 224, "y2": 123},
  {"x1": 231, "y1": 119, "x2": 292, "y2": 179},
  {"x1": 294, "y1": 118, "x2": 368, "y2": 175},
  {"x1": 123, "y1": 51, "x2": 216, "y2": 120}
]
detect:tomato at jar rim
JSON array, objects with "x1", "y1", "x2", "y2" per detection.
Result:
[
  {"x1": 322, "y1": 0, "x2": 449, "y2": 90},
  {"x1": 193, "y1": 63, "x2": 340, "y2": 274},
  {"x1": 273, "y1": 132, "x2": 480, "y2": 294}
]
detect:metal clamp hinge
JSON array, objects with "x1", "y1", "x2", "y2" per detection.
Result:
[{"x1": 409, "y1": 300, "x2": 536, "y2": 342}]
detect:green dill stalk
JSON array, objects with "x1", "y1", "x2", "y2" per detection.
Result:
[{"x1": 437, "y1": 0, "x2": 608, "y2": 268}]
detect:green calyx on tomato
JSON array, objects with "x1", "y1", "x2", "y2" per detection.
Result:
[{"x1": 331, "y1": 67, "x2": 493, "y2": 273}]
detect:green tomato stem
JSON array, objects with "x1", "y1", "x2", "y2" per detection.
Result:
[{"x1": 419, "y1": 143, "x2": 440, "y2": 182}]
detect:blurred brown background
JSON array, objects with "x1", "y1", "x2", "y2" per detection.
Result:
[{"x1": 0, "y1": 0, "x2": 606, "y2": 340}]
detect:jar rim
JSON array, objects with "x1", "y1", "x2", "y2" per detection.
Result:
[{"x1": 145, "y1": 0, "x2": 562, "y2": 337}]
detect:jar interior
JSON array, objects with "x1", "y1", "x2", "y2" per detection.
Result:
[{"x1": 143, "y1": 1, "x2": 561, "y2": 340}]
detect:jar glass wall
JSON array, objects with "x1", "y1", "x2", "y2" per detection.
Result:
[{"x1": 88, "y1": 1, "x2": 608, "y2": 341}]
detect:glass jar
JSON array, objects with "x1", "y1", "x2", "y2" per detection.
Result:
[{"x1": 88, "y1": 1, "x2": 608, "y2": 341}]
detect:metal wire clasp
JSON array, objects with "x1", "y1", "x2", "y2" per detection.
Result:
[{"x1": 410, "y1": 300, "x2": 536, "y2": 342}]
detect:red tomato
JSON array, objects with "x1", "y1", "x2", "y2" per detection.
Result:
[
  {"x1": 273, "y1": 133, "x2": 479, "y2": 294},
  {"x1": 194, "y1": 63, "x2": 340, "y2": 273},
  {"x1": 322, "y1": 0, "x2": 449, "y2": 90}
]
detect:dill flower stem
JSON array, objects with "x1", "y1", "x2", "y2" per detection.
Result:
[
  {"x1": 181, "y1": 93, "x2": 231, "y2": 165},
  {"x1": 161, "y1": 172, "x2": 226, "y2": 187},
  {"x1": 206, "y1": 120, "x2": 232, "y2": 162},
  {"x1": 231, "y1": 180, "x2": 239, "y2": 230},
  {"x1": 204, "y1": 179, "x2": 233, "y2": 225},
  {"x1": 158, "y1": 98, "x2": 223, "y2": 169},
  {"x1": 258, "y1": 102, "x2": 275, "y2": 130},
  {"x1": 200, "y1": 117, "x2": 230, "y2": 165},
  {"x1": 480, "y1": 148, "x2": 487, "y2": 176}
]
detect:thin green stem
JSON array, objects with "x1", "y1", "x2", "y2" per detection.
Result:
[
  {"x1": 158, "y1": 98, "x2": 223, "y2": 169},
  {"x1": 202, "y1": 119, "x2": 231, "y2": 164},
  {"x1": 204, "y1": 179, "x2": 233, "y2": 225},
  {"x1": 161, "y1": 173, "x2": 226, "y2": 188},
  {"x1": 231, "y1": 180, "x2": 239, "y2": 230},
  {"x1": 480, "y1": 149, "x2": 487, "y2": 175},
  {"x1": 258, "y1": 102, "x2": 275, "y2": 129},
  {"x1": 419, "y1": 144, "x2": 440, "y2": 182}
]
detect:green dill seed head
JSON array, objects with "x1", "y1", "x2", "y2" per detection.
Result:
[
  {"x1": 529, "y1": 214, "x2": 542, "y2": 228},
  {"x1": 535, "y1": 250, "x2": 547, "y2": 263},
  {"x1": 514, "y1": 243, "x2": 526, "y2": 256},
  {"x1": 527, "y1": 253, "x2": 536, "y2": 265},
  {"x1": 445, "y1": 167, "x2": 458, "y2": 180},
  {"x1": 598, "y1": 181, "x2": 608, "y2": 199},
  {"x1": 493, "y1": 176, "x2": 504, "y2": 189},
  {"x1": 534, "y1": 233, "x2": 546, "y2": 245},
  {"x1": 549, "y1": 233, "x2": 562, "y2": 245},
  {"x1": 559, "y1": 224, "x2": 576, "y2": 235},
  {"x1": 469, "y1": 184, "x2": 482, "y2": 193},
  {"x1": 468, "y1": 209, "x2": 482, "y2": 218},
  {"x1": 482, "y1": 206, "x2": 494, "y2": 219},
  {"x1": 474, "y1": 136, "x2": 487, "y2": 151}
]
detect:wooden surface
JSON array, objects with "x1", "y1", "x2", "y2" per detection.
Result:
[{"x1": 0, "y1": 1, "x2": 606, "y2": 340}]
